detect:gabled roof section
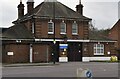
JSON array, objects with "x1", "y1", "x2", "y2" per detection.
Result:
[
  {"x1": 13, "y1": 1, "x2": 91, "y2": 23},
  {"x1": 110, "y1": 19, "x2": 120, "y2": 30},
  {"x1": 34, "y1": 1, "x2": 90, "y2": 19},
  {"x1": 2, "y1": 24, "x2": 33, "y2": 39}
]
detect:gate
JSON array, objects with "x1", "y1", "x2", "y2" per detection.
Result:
[{"x1": 68, "y1": 43, "x2": 82, "y2": 61}]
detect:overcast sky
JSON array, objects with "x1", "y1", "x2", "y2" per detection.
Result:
[{"x1": 0, "y1": 0, "x2": 119, "y2": 29}]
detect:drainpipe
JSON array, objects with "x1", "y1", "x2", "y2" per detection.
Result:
[
  {"x1": 30, "y1": 44, "x2": 33, "y2": 63},
  {"x1": 46, "y1": 45, "x2": 49, "y2": 63}
]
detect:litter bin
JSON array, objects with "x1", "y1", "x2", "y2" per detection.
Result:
[{"x1": 77, "y1": 68, "x2": 92, "y2": 79}]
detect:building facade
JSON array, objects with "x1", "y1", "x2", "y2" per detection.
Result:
[
  {"x1": 2, "y1": 0, "x2": 117, "y2": 63},
  {"x1": 109, "y1": 19, "x2": 120, "y2": 59}
]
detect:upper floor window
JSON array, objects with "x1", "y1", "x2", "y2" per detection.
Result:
[
  {"x1": 60, "y1": 21, "x2": 66, "y2": 34},
  {"x1": 94, "y1": 44, "x2": 104, "y2": 55},
  {"x1": 48, "y1": 20, "x2": 54, "y2": 34},
  {"x1": 72, "y1": 21, "x2": 78, "y2": 35},
  {"x1": 32, "y1": 22, "x2": 35, "y2": 34}
]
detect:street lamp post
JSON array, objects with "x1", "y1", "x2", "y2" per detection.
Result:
[{"x1": 53, "y1": 1, "x2": 56, "y2": 64}]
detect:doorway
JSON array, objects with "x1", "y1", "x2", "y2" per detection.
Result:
[{"x1": 68, "y1": 43, "x2": 82, "y2": 61}]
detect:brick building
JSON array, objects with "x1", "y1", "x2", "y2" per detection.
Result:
[
  {"x1": 1, "y1": 0, "x2": 117, "y2": 63},
  {"x1": 109, "y1": 19, "x2": 120, "y2": 59}
]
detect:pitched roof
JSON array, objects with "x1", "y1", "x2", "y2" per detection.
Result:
[
  {"x1": 13, "y1": 1, "x2": 91, "y2": 23},
  {"x1": 2, "y1": 24, "x2": 33, "y2": 39},
  {"x1": 0, "y1": 28, "x2": 9, "y2": 39},
  {"x1": 110, "y1": 19, "x2": 120, "y2": 30},
  {"x1": 89, "y1": 29, "x2": 115, "y2": 41},
  {"x1": 33, "y1": 2, "x2": 90, "y2": 19}
]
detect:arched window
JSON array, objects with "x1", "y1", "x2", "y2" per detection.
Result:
[
  {"x1": 48, "y1": 20, "x2": 54, "y2": 34},
  {"x1": 60, "y1": 21, "x2": 66, "y2": 34},
  {"x1": 72, "y1": 21, "x2": 78, "y2": 35}
]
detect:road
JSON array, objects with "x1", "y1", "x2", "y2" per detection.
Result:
[{"x1": 2, "y1": 62, "x2": 119, "y2": 78}]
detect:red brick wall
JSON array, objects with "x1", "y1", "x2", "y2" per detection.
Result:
[
  {"x1": 109, "y1": 20, "x2": 120, "y2": 49},
  {"x1": 82, "y1": 43, "x2": 89, "y2": 57},
  {"x1": 25, "y1": 19, "x2": 89, "y2": 40},
  {"x1": 2, "y1": 43, "x2": 53, "y2": 63},
  {"x1": 32, "y1": 44, "x2": 50, "y2": 62},
  {"x1": 118, "y1": 22, "x2": 120, "y2": 49},
  {"x1": 87, "y1": 42, "x2": 116, "y2": 57},
  {"x1": 3, "y1": 44, "x2": 29, "y2": 63}
]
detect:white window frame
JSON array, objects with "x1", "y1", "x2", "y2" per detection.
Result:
[
  {"x1": 48, "y1": 20, "x2": 54, "y2": 34},
  {"x1": 32, "y1": 22, "x2": 35, "y2": 34},
  {"x1": 94, "y1": 44, "x2": 104, "y2": 55},
  {"x1": 72, "y1": 21, "x2": 78, "y2": 35},
  {"x1": 60, "y1": 21, "x2": 66, "y2": 35}
]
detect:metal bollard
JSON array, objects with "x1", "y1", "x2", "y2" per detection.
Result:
[{"x1": 77, "y1": 68, "x2": 92, "y2": 79}]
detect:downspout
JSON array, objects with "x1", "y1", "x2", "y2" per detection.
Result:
[{"x1": 30, "y1": 44, "x2": 33, "y2": 63}]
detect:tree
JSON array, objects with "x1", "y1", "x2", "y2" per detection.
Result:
[{"x1": 89, "y1": 22, "x2": 110, "y2": 39}]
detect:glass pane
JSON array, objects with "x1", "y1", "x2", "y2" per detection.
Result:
[
  {"x1": 94, "y1": 44, "x2": 104, "y2": 55},
  {"x1": 60, "y1": 22, "x2": 66, "y2": 33},
  {"x1": 48, "y1": 23, "x2": 53, "y2": 32},
  {"x1": 72, "y1": 23, "x2": 78, "y2": 34}
]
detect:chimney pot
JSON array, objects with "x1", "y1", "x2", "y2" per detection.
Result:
[
  {"x1": 18, "y1": 0, "x2": 24, "y2": 18},
  {"x1": 27, "y1": 0, "x2": 34, "y2": 14}
]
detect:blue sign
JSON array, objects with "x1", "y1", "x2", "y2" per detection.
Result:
[
  {"x1": 60, "y1": 46, "x2": 67, "y2": 49},
  {"x1": 59, "y1": 44, "x2": 68, "y2": 49},
  {"x1": 86, "y1": 71, "x2": 92, "y2": 78}
]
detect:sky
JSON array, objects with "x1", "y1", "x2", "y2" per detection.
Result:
[{"x1": 0, "y1": 0, "x2": 119, "y2": 29}]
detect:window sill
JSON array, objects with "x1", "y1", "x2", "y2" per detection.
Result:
[
  {"x1": 48, "y1": 32, "x2": 54, "y2": 34},
  {"x1": 72, "y1": 33, "x2": 78, "y2": 35},
  {"x1": 94, "y1": 53, "x2": 104, "y2": 55},
  {"x1": 60, "y1": 33, "x2": 66, "y2": 35}
]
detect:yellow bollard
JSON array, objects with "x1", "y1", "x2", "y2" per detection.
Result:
[{"x1": 110, "y1": 56, "x2": 118, "y2": 62}]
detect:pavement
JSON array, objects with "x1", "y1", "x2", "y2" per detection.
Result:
[
  {"x1": 2, "y1": 62, "x2": 59, "y2": 67},
  {"x1": 2, "y1": 62, "x2": 119, "y2": 67}
]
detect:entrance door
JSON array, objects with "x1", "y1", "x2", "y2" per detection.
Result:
[{"x1": 68, "y1": 43, "x2": 82, "y2": 61}]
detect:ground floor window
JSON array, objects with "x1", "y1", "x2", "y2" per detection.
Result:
[{"x1": 94, "y1": 44, "x2": 104, "y2": 55}]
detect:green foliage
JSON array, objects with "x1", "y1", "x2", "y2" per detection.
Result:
[{"x1": 89, "y1": 27, "x2": 110, "y2": 40}]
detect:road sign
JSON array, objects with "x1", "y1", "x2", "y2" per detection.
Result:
[
  {"x1": 77, "y1": 68, "x2": 92, "y2": 79},
  {"x1": 86, "y1": 70, "x2": 92, "y2": 78}
]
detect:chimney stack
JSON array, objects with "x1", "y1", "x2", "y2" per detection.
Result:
[
  {"x1": 27, "y1": 0, "x2": 34, "y2": 14},
  {"x1": 17, "y1": 0, "x2": 24, "y2": 18},
  {"x1": 76, "y1": 0, "x2": 83, "y2": 15}
]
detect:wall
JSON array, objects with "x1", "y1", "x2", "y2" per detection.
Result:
[
  {"x1": 109, "y1": 20, "x2": 120, "y2": 49},
  {"x1": 82, "y1": 42, "x2": 116, "y2": 62},
  {"x1": 2, "y1": 44, "x2": 29, "y2": 63},
  {"x1": 25, "y1": 18, "x2": 89, "y2": 40},
  {"x1": 32, "y1": 44, "x2": 50, "y2": 62},
  {"x1": 2, "y1": 43, "x2": 53, "y2": 63},
  {"x1": 88, "y1": 42, "x2": 116, "y2": 57}
]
